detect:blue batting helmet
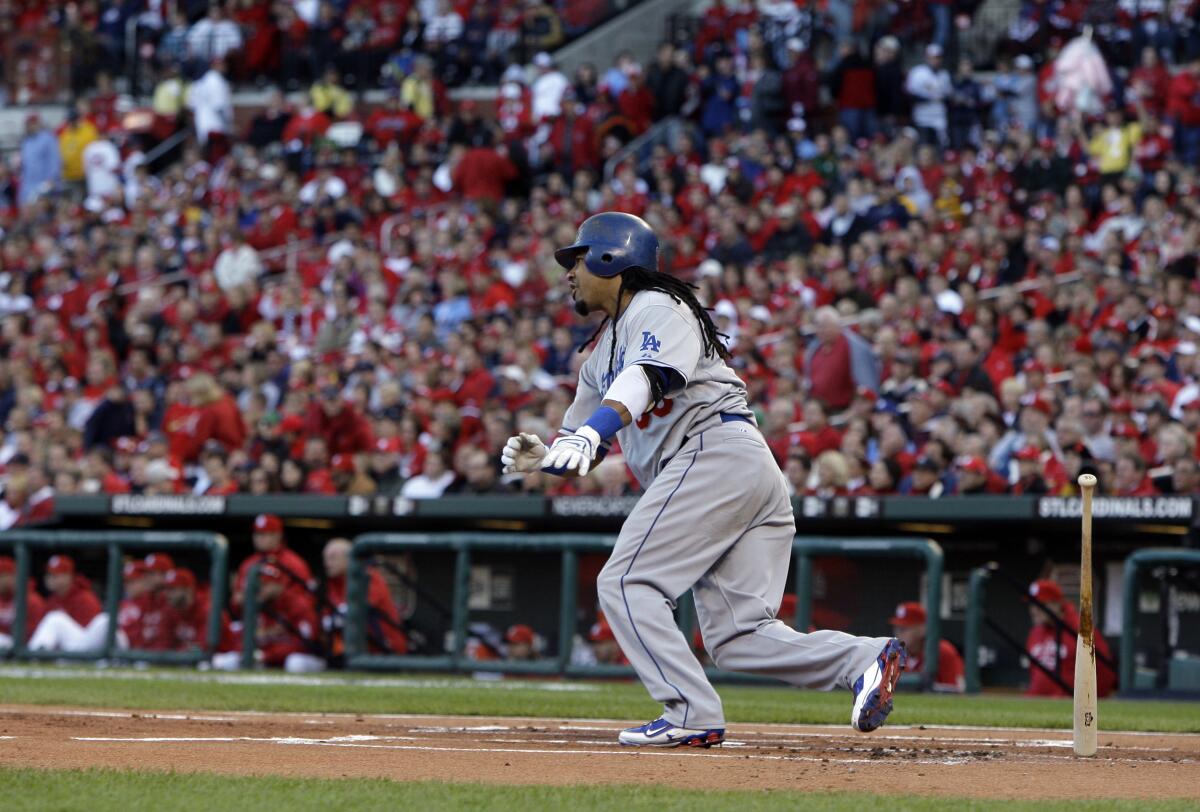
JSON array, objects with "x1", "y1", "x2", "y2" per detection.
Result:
[{"x1": 554, "y1": 212, "x2": 659, "y2": 278}]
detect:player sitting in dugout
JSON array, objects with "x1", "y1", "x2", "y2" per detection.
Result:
[
  {"x1": 27, "y1": 555, "x2": 110, "y2": 652},
  {"x1": 232, "y1": 514, "x2": 315, "y2": 610},
  {"x1": 0, "y1": 555, "x2": 45, "y2": 649},
  {"x1": 321, "y1": 538, "x2": 408, "y2": 658},
  {"x1": 214, "y1": 562, "x2": 324, "y2": 673},
  {"x1": 1025, "y1": 579, "x2": 1117, "y2": 698},
  {"x1": 888, "y1": 601, "x2": 965, "y2": 693}
]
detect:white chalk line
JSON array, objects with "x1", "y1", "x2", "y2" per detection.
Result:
[
  {"x1": 10, "y1": 707, "x2": 1199, "y2": 745},
  {"x1": 68, "y1": 734, "x2": 1197, "y2": 766}
]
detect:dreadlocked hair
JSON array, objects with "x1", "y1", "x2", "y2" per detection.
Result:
[{"x1": 577, "y1": 267, "x2": 731, "y2": 379}]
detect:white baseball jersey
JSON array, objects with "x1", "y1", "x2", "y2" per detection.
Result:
[{"x1": 562, "y1": 290, "x2": 753, "y2": 487}]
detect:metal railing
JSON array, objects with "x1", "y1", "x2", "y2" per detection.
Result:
[
  {"x1": 1120, "y1": 549, "x2": 1200, "y2": 695},
  {"x1": 0, "y1": 531, "x2": 228, "y2": 664},
  {"x1": 344, "y1": 532, "x2": 943, "y2": 687}
]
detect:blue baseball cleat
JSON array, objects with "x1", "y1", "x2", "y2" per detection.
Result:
[
  {"x1": 618, "y1": 717, "x2": 725, "y2": 748},
  {"x1": 851, "y1": 638, "x2": 906, "y2": 732}
]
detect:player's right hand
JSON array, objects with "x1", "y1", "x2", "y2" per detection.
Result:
[{"x1": 500, "y1": 432, "x2": 548, "y2": 474}]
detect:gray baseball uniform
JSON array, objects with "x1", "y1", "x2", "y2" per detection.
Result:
[{"x1": 563, "y1": 291, "x2": 890, "y2": 729}]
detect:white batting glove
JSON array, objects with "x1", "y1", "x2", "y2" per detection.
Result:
[
  {"x1": 500, "y1": 432, "x2": 549, "y2": 475},
  {"x1": 541, "y1": 427, "x2": 601, "y2": 477}
]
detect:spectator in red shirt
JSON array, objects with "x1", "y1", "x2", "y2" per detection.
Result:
[
  {"x1": 1113, "y1": 452, "x2": 1157, "y2": 496},
  {"x1": 889, "y1": 601, "x2": 965, "y2": 692},
  {"x1": 321, "y1": 538, "x2": 407, "y2": 657},
  {"x1": 306, "y1": 382, "x2": 375, "y2": 456},
  {"x1": 233, "y1": 514, "x2": 315, "y2": 609},
  {"x1": 0, "y1": 555, "x2": 46, "y2": 648},
  {"x1": 28, "y1": 555, "x2": 109, "y2": 652},
  {"x1": 1025, "y1": 579, "x2": 1116, "y2": 698},
  {"x1": 1167, "y1": 56, "x2": 1200, "y2": 164},
  {"x1": 805, "y1": 307, "x2": 881, "y2": 411},
  {"x1": 450, "y1": 134, "x2": 519, "y2": 204}
]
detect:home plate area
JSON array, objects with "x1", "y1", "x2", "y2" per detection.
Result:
[{"x1": 0, "y1": 707, "x2": 1196, "y2": 800}]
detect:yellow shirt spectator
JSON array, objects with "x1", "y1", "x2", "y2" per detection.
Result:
[
  {"x1": 153, "y1": 77, "x2": 188, "y2": 117},
  {"x1": 311, "y1": 79, "x2": 354, "y2": 119},
  {"x1": 400, "y1": 76, "x2": 435, "y2": 120},
  {"x1": 1088, "y1": 120, "x2": 1142, "y2": 176},
  {"x1": 58, "y1": 117, "x2": 99, "y2": 182}
]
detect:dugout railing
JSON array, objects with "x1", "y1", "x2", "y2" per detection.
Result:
[
  {"x1": 963, "y1": 562, "x2": 1120, "y2": 695},
  {"x1": 0, "y1": 530, "x2": 228, "y2": 664},
  {"x1": 342, "y1": 533, "x2": 944, "y2": 687},
  {"x1": 1120, "y1": 549, "x2": 1200, "y2": 696}
]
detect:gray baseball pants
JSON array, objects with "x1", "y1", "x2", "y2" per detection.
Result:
[{"x1": 597, "y1": 422, "x2": 890, "y2": 730}]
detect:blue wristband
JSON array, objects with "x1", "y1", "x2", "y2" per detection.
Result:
[{"x1": 583, "y1": 406, "x2": 625, "y2": 442}]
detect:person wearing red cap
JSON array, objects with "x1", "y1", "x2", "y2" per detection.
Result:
[
  {"x1": 888, "y1": 601, "x2": 964, "y2": 693},
  {"x1": 505, "y1": 624, "x2": 539, "y2": 661},
  {"x1": 1025, "y1": 579, "x2": 1116, "y2": 698},
  {"x1": 233, "y1": 514, "x2": 315, "y2": 610},
  {"x1": 954, "y1": 455, "x2": 1006, "y2": 494},
  {"x1": 1010, "y1": 446, "x2": 1049, "y2": 494},
  {"x1": 321, "y1": 538, "x2": 407, "y2": 657},
  {"x1": 588, "y1": 616, "x2": 628, "y2": 666},
  {"x1": 0, "y1": 555, "x2": 46, "y2": 648},
  {"x1": 117, "y1": 561, "x2": 162, "y2": 651},
  {"x1": 162, "y1": 567, "x2": 234, "y2": 652},
  {"x1": 251, "y1": 563, "x2": 324, "y2": 672},
  {"x1": 305, "y1": 382, "x2": 375, "y2": 457},
  {"x1": 28, "y1": 555, "x2": 110, "y2": 652}
]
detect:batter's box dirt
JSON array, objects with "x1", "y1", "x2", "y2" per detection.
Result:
[{"x1": 0, "y1": 707, "x2": 1197, "y2": 800}]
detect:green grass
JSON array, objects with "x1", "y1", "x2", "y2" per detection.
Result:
[
  {"x1": 2, "y1": 666, "x2": 1200, "y2": 732},
  {"x1": 1, "y1": 769, "x2": 1196, "y2": 812}
]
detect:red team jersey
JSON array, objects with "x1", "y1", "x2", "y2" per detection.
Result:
[
  {"x1": 324, "y1": 568, "x2": 407, "y2": 655},
  {"x1": 902, "y1": 638, "x2": 966, "y2": 692},
  {"x1": 0, "y1": 582, "x2": 46, "y2": 641},
  {"x1": 1025, "y1": 604, "x2": 1117, "y2": 698},
  {"x1": 45, "y1": 576, "x2": 103, "y2": 626}
]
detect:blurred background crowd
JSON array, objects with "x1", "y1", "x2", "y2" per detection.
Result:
[{"x1": 0, "y1": 0, "x2": 1199, "y2": 527}]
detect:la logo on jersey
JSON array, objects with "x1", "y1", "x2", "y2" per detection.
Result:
[{"x1": 639, "y1": 332, "x2": 661, "y2": 354}]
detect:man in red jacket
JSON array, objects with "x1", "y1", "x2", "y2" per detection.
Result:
[
  {"x1": 450, "y1": 133, "x2": 518, "y2": 204},
  {"x1": 233, "y1": 514, "x2": 315, "y2": 610},
  {"x1": 1025, "y1": 579, "x2": 1117, "y2": 698},
  {"x1": 1167, "y1": 56, "x2": 1200, "y2": 164},
  {"x1": 162, "y1": 567, "x2": 233, "y2": 651},
  {"x1": 254, "y1": 563, "x2": 324, "y2": 671},
  {"x1": 888, "y1": 601, "x2": 965, "y2": 692},
  {"x1": 117, "y1": 561, "x2": 158, "y2": 650},
  {"x1": 0, "y1": 555, "x2": 45, "y2": 648},
  {"x1": 28, "y1": 555, "x2": 111, "y2": 652},
  {"x1": 321, "y1": 538, "x2": 407, "y2": 657},
  {"x1": 306, "y1": 383, "x2": 375, "y2": 456}
]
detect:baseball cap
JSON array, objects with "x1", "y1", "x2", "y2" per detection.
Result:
[
  {"x1": 506, "y1": 624, "x2": 535, "y2": 645},
  {"x1": 1029, "y1": 579, "x2": 1063, "y2": 604},
  {"x1": 889, "y1": 601, "x2": 927, "y2": 627},
  {"x1": 1014, "y1": 446, "x2": 1041, "y2": 462},
  {"x1": 956, "y1": 455, "x2": 988, "y2": 475},
  {"x1": 278, "y1": 414, "x2": 305, "y2": 434},
  {"x1": 331, "y1": 453, "x2": 355, "y2": 473},
  {"x1": 588, "y1": 619, "x2": 615, "y2": 642},
  {"x1": 259, "y1": 563, "x2": 287, "y2": 584},
  {"x1": 164, "y1": 568, "x2": 196, "y2": 590},
  {"x1": 914, "y1": 455, "x2": 939, "y2": 472},
  {"x1": 143, "y1": 552, "x2": 175, "y2": 572},
  {"x1": 375, "y1": 437, "x2": 402, "y2": 454},
  {"x1": 254, "y1": 514, "x2": 284, "y2": 534},
  {"x1": 697, "y1": 258, "x2": 724, "y2": 278},
  {"x1": 0, "y1": 556, "x2": 14, "y2": 574},
  {"x1": 46, "y1": 554, "x2": 75, "y2": 575},
  {"x1": 123, "y1": 561, "x2": 149, "y2": 581}
]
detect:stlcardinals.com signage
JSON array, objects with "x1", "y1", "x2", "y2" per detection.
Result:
[
  {"x1": 1037, "y1": 496, "x2": 1193, "y2": 521},
  {"x1": 110, "y1": 495, "x2": 227, "y2": 515}
]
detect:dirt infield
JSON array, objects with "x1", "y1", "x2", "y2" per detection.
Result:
[{"x1": 0, "y1": 706, "x2": 1197, "y2": 800}]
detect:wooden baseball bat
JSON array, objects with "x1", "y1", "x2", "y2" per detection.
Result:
[{"x1": 1074, "y1": 473, "x2": 1098, "y2": 757}]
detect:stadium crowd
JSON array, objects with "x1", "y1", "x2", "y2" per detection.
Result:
[{"x1": 0, "y1": 0, "x2": 1197, "y2": 533}]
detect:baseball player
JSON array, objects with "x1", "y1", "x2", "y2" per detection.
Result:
[
  {"x1": 501, "y1": 212, "x2": 905, "y2": 747},
  {"x1": 0, "y1": 555, "x2": 45, "y2": 649}
]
